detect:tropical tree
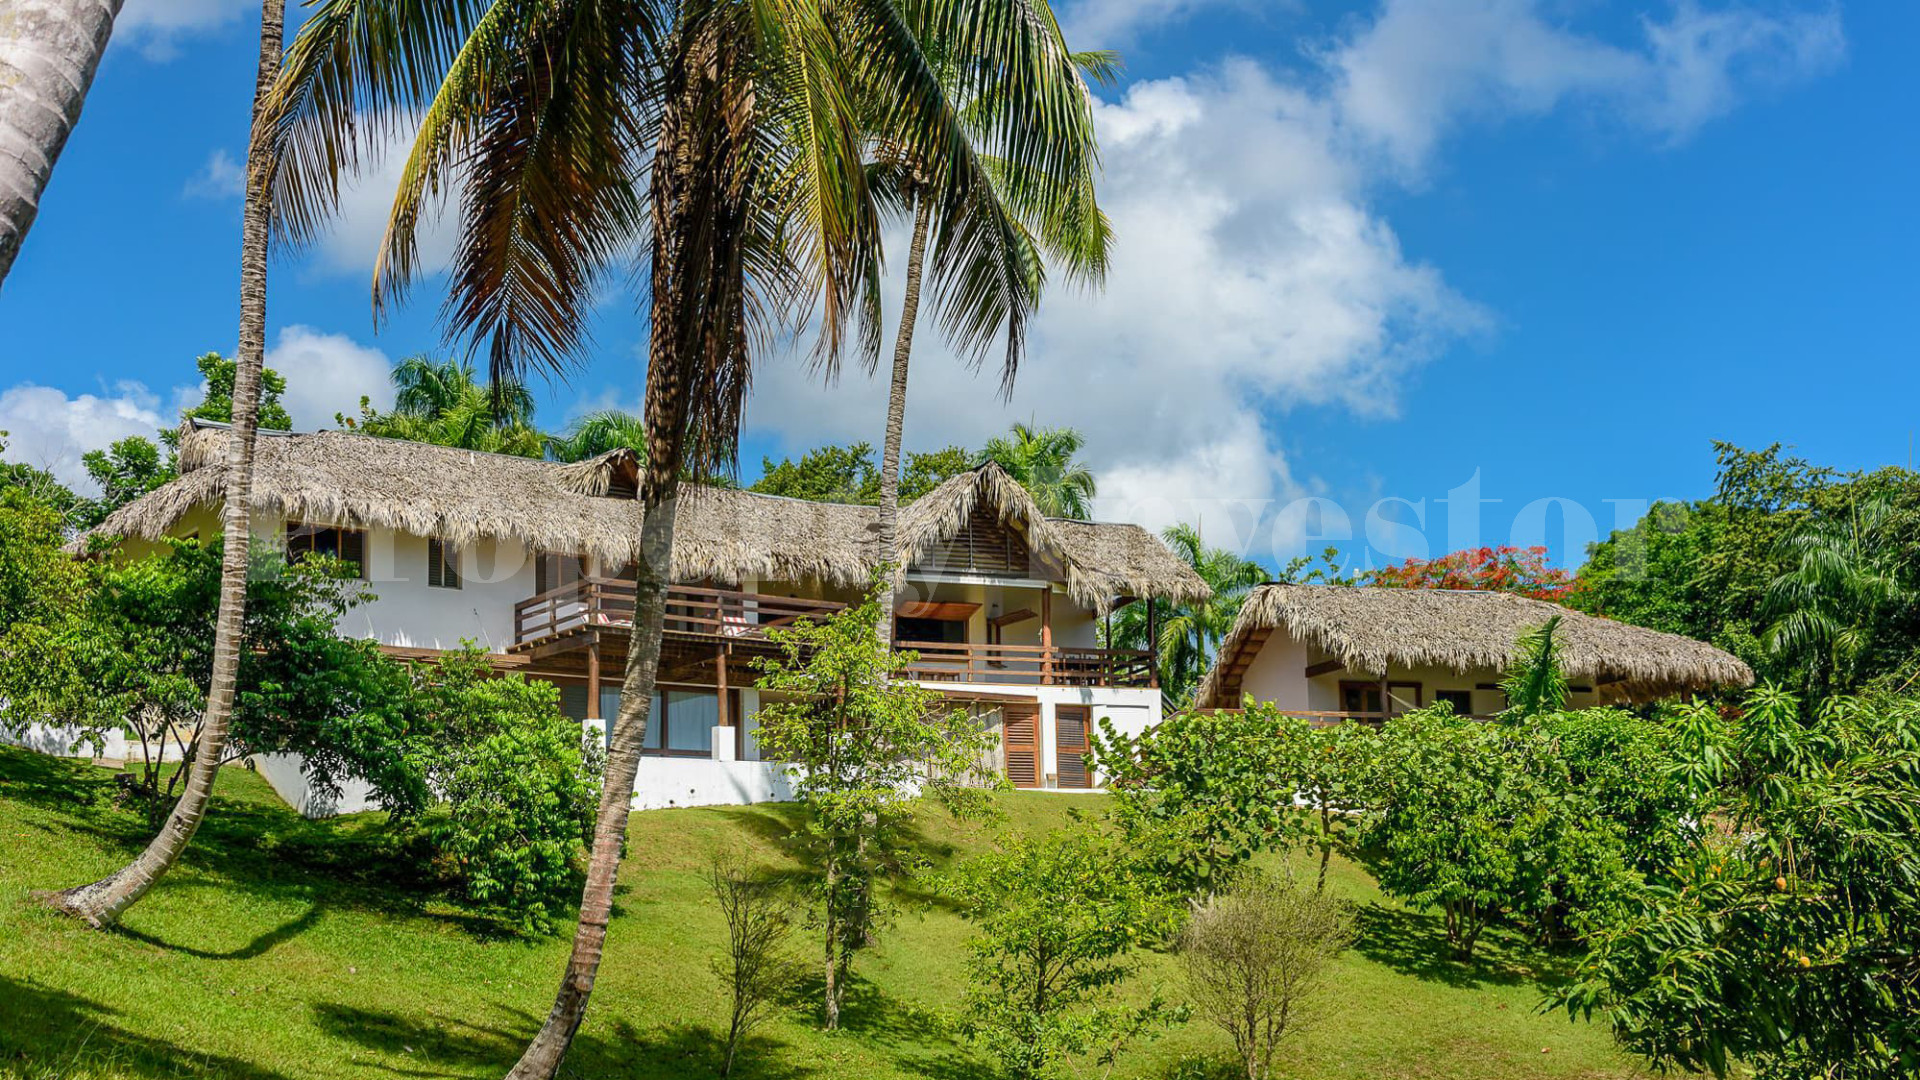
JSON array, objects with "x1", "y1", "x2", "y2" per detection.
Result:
[
  {"x1": 1764, "y1": 494, "x2": 1914, "y2": 694},
  {"x1": 0, "y1": 0, "x2": 123, "y2": 288},
  {"x1": 343, "y1": 356, "x2": 547, "y2": 457},
  {"x1": 48, "y1": 0, "x2": 287, "y2": 929},
  {"x1": 546, "y1": 409, "x2": 648, "y2": 463},
  {"x1": 980, "y1": 421, "x2": 1098, "y2": 518},
  {"x1": 1107, "y1": 522, "x2": 1265, "y2": 702},
  {"x1": 861, "y1": 38, "x2": 1111, "y2": 646},
  {"x1": 1365, "y1": 544, "x2": 1575, "y2": 602},
  {"x1": 263, "y1": 1, "x2": 1094, "y2": 1073}
]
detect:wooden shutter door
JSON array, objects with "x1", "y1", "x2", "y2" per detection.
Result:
[
  {"x1": 1002, "y1": 704, "x2": 1040, "y2": 789},
  {"x1": 1055, "y1": 706, "x2": 1091, "y2": 789}
]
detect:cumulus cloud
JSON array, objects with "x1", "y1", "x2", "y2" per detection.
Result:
[
  {"x1": 742, "y1": 60, "x2": 1483, "y2": 554},
  {"x1": 306, "y1": 121, "x2": 462, "y2": 279},
  {"x1": 115, "y1": 0, "x2": 256, "y2": 60},
  {"x1": 1328, "y1": 0, "x2": 1846, "y2": 172},
  {"x1": 183, "y1": 149, "x2": 245, "y2": 200},
  {"x1": 739, "y1": 1, "x2": 1840, "y2": 557},
  {"x1": 267, "y1": 326, "x2": 396, "y2": 429},
  {"x1": 0, "y1": 382, "x2": 185, "y2": 492}
]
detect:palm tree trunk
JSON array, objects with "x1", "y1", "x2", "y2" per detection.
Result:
[
  {"x1": 875, "y1": 192, "x2": 932, "y2": 651},
  {"x1": 0, "y1": 0, "x2": 123, "y2": 288},
  {"x1": 47, "y1": 0, "x2": 284, "y2": 928},
  {"x1": 506, "y1": 122, "x2": 698, "y2": 1079}
]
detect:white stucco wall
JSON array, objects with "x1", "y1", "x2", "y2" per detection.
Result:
[
  {"x1": 343, "y1": 528, "x2": 538, "y2": 652},
  {"x1": 1232, "y1": 627, "x2": 1601, "y2": 716}
]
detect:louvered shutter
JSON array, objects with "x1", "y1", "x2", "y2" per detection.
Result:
[
  {"x1": 428, "y1": 538, "x2": 461, "y2": 589},
  {"x1": 1055, "y1": 707, "x2": 1091, "y2": 789},
  {"x1": 1002, "y1": 704, "x2": 1040, "y2": 789}
]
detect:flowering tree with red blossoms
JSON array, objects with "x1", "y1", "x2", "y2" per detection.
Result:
[{"x1": 1364, "y1": 546, "x2": 1576, "y2": 602}]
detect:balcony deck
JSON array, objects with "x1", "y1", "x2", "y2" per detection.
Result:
[{"x1": 511, "y1": 578, "x2": 1157, "y2": 689}]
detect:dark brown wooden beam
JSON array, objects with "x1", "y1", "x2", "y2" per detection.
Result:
[{"x1": 1304, "y1": 659, "x2": 1345, "y2": 678}]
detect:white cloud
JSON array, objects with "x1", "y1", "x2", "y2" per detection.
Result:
[
  {"x1": 308, "y1": 120, "x2": 462, "y2": 279},
  {"x1": 115, "y1": 0, "x2": 256, "y2": 60},
  {"x1": 0, "y1": 383, "x2": 185, "y2": 492},
  {"x1": 183, "y1": 149, "x2": 245, "y2": 200},
  {"x1": 1328, "y1": 0, "x2": 1846, "y2": 173},
  {"x1": 743, "y1": 61, "x2": 1484, "y2": 556},
  {"x1": 267, "y1": 326, "x2": 395, "y2": 429},
  {"x1": 736, "y1": 2, "x2": 1841, "y2": 557}
]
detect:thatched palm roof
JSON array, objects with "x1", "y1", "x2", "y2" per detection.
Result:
[
  {"x1": 1195, "y1": 583, "x2": 1754, "y2": 708},
  {"x1": 83, "y1": 424, "x2": 1207, "y2": 612}
]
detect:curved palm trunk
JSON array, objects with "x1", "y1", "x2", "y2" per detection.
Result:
[
  {"x1": 506, "y1": 92, "x2": 702, "y2": 1078},
  {"x1": 875, "y1": 194, "x2": 932, "y2": 651},
  {"x1": 0, "y1": 0, "x2": 123, "y2": 288},
  {"x1": 49, "y1": 0, "x2": 285, "y2": 927}
]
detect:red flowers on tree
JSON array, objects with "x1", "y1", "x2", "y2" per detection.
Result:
[{"x1": 1365, "y1": 546, "x2": 1575, "y2": 602}]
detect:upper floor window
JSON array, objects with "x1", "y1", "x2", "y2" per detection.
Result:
[
  {"x1": 534, "y1": 551, "x2": 588, "y2": 595},
  {"x1": 428, "y1": 538, "x2": 462, "y2": 590},
  {"x1": 286, "y1": 522, "x2": 365, "y2": 578}
]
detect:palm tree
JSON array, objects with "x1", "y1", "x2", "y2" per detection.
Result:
[
  {"x1": 1765, "y1": 495, "x2": 1913, "y2": 694},
  {"x1": 264, "y1": 0, "x2": 1089, "y2": 1070},
  {"x1": 366, "y1": 356, "x2": 546, "y2": 456},
  {"x1": 48, "y1": 0, "x2": 287, "y2": 927},
  {"x1": 1108, "y1": 522, "x2": 1265, "y2": 703},
  {"x1": 547, "y1": 410, "x2": 649, "y2": 463},
  {"x1": 980, "y1": 421, "x2": 1098, "y2": 518},
  {"x1": 0, "y1": 0, "x2": 124, "y2": 288},
  {"x1": 863, "y1": 43, "x2": 1113, "y2": 647}
]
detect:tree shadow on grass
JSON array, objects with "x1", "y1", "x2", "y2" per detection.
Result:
[
  {"x1": 0, "y1": 746, "x2": 112, "y2": 813},
  {"x1": 116, "y1": 900, "x2": 324, "y2": 962},
  {"x1": 313, "y1": 1001, "x2": 812, "y2": 1080},
  {"x1": 0, "y1": 974, "x2": 296, "y2": 1080},
  {"x1": 1350, "y1": 903, "x2": 1578, "y2": 991}
]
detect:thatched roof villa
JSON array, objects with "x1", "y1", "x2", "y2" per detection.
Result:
[
  {"x1": 1195, "y1": 583, "x2": 1754, "y2": 717},
  {"x1": 82, "y1": 421, "x2": 1208, "y2": 811}
]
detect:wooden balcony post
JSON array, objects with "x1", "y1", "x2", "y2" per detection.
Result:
[
  {"x1": 586, "y1": 638, "x2": 603, "y2": 742},
  {"x1": 1146, "y1": 598, "x2": 1158, "y2": 689},
  {"x1": 1040, "y1": 587, "x2": 1053, "y2": 685}
]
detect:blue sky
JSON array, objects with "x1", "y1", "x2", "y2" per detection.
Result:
[{"x1": 1, "y1": 0, "x2": 1914, "y2": 575}]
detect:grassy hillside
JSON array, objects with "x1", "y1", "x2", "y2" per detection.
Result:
[{"x1": 0, "y1": 747, "x2": 1641, "y2": 1080}]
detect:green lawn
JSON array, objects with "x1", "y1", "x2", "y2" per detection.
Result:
[{"x1": 0, "y1": 747, "x2": 1644, "y2": 1080}]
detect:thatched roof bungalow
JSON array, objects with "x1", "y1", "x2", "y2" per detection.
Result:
[
  {"x1": 1195, "y1": 583, "x2": 1753, "y2": 715},
  {"x1": 82, "y1": 423, "x2": 1208, "y2": 614}
]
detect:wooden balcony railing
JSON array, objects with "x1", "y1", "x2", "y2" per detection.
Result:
[
  {"x1": 513, "y1": 578, "x2": 847, "y2": 648},
  {"x1": 895, "y1": 641, "x2": 1157, "y2": 689},
  {"x1": 512, "y1": 581, "x2": 1157, "y2": 688}
]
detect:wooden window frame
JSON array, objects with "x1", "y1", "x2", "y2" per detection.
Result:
[
  {"x1": 1434, "y1": 688, "x2": 1474, "y2": 715},
  {"x1": 895, "y1": 615, "x2": 968, "y2": 645},
  {"x1": 644, "y1": 687, "x2": 740, "y2": 759},
  {"x1": 286, "y1": 522, "x2": 366, "y2": 579},
  {"x1": 427, "y1": 538, "x2": 462, "y2": 590}
]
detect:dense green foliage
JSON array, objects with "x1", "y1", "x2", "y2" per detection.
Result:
[
  {"x1": 749, "y1": 440, "x2": 971, "y2": 504},
  {"x1": 338, "y1": 356, "x2": 545, "y2": 458},
  {"x1": 423, "y1": 651, "x2": 600, "y2": 936},
  {"x1": 750, "y1": 586, "x2": 1001, "y2": 1025},
  {"x1": 1573, "y1": 443, "x2": 1920, "y2": 694},
  {"x1": 1564, "y1": 688, "x2": 1920, "y2": 1080},
  {"x1": 979, "y1": 422, "x2": 1098, "y2": 518},
  {"x1": 948, "y1": 826, "x2": 1181, "y2": 1079},
  {"x1": 73, "y1": 436, "x2": 173, "y2": 530},
  {"x1": 1093, "y1": 706, "x2": 1311, "y2": 894},
  {"x1": 172, "y1": 351, "x2": 295, "y2": 439}
]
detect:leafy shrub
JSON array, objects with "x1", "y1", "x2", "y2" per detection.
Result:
[
  {"x1": 1180, "y1": 874, "x2": 1354, "y2": 1080},
  {"x1": 1092, "y1": 706, "x2": 1311, "y2": 895},
  {"x1": 1362, "y1": 708, "x2": 1628, "y2": 956},
  {"x1": 947, "y1": 826, "x2": 1183, "y2": 1079},
  {"x1": 1564, "y1": 688, "x2": 1920, "y2": 1080},
  {"x1": 425, "y1": 651, "x2": 599, "y2": 935}
]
